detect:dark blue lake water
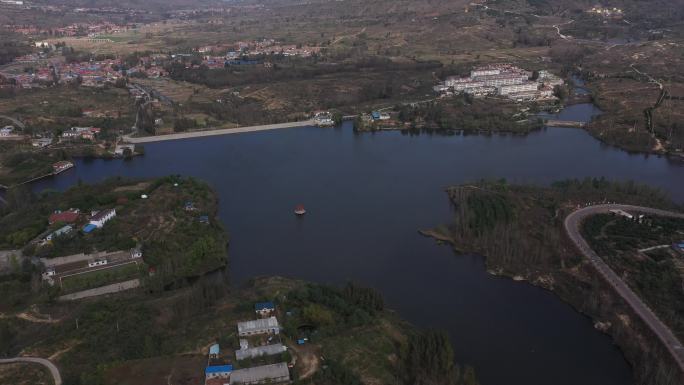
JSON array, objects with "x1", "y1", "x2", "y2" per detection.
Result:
[{"x1": 32, "y1": 119, "x2": 684, "y2": 385}]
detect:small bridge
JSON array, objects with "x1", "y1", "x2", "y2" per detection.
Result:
[{"x1": 545, "y1": 119, "x2": 587, "y2": 128}]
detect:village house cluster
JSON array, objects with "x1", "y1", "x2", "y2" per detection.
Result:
[
  {"x1": 39, "y1": 206, "x2": 116, "y2": 249},
  {"x1": 433, "y1": 64, "x2": 564, "y2": 102},
  {"x1": 39, "y1": 205, "x2": 141, "y2": 289},
  {"x1": 0, "y1": 56, "x2": 164, "y2": 89},
  {"x1": 187, "y1": 38, "x2": 321, "y2": 69},
  {"x1": 198, "y1": 38, "x2": 321, "y2": 59},
  {"x1": 587, "y1": 5, "x2": 624, "y2": 19},
  {"x1": 204, "y1": 301, "x2": 291, "y2": 385},
  {"x1": 313, "y1": 111, "x2": 334, "y2": 126},
  {"x1": 61, "y1": 126, "x2": 102, "y2": 141},
  {"x1": 5, "y1": 21, "x2": 134, "y2": 38}
]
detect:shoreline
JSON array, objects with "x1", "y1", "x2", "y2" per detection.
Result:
[
  {"x1": 123, "y1": 119, "x2": 315, "y2": 144},
  {"x1": 426, "y1": 182, "x2": 684, "y2": 384}
]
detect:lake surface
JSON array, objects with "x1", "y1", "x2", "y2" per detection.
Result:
[{"x1": 33, "y1": 119, "x2": 684, "y2": 385}]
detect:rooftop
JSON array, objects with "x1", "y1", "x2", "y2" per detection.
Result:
[
  {"x1": 82, "y1": 223, "x2": 97, "y2": 233},
  {"x1": 91, "y1": 208, "x2": 115, "y2": 222},
  {"x1": 237, "y1": 316, "x2": 279, "y2": 334},
  {"x1": 205, "y1": 365, "x2": 233, "y2": 375},
  {"x1": 209, "y1": 343, "x2": 220, "y2": 355},
  {"x1": 236, "y1": 343, "x2": 286, "y2": 360},
  {"x1": 230, "y1": 362, "x2": 289, "y2": 384},
  {"x1": 255, "y1": 301, "x2": 275, "y2": 311},
  {"x1": 52, "y1": 225, "x2": 73, "y2": 236},
  {"x1": 49, "y1": 210, "x2": 79, "y2": 224}
]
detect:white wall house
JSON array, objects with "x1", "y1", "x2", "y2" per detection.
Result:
[
  {"x1": 89, "y1": 209, "x2": 116, "y2": 228},
  {"x1": 0, "y1": 126, "x2": 13, "y2": 136},
  {"x1": 88, "y1": 259, "x2": 108, "y2": 268}
]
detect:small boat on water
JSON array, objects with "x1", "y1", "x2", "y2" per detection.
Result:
[{"x1": 294, "y1": 204, "x2": 307, "y2": 215}]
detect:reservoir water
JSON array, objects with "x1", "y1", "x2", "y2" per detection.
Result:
[{"x1": 32, "y1": 118, "x2": 684, "y2": 385}]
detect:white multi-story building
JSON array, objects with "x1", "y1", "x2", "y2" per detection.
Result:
[
  {"x1": 435, "y1": 65, "x2": 553, "y2": 101},
  {"x1": 478, "y1": 74, "x2": 528, "y2": 87},
  {"x1": 508, "y1": 90, "x2": 542, "y2": 101},
  {"x1": 470, "y1": 68, "x2": 501, "y2": 77},
  {"x1": 498, "y1": 82, "x2": 539, "y2": 95},
  {"x1": 465, "y1": 86, "x2": 496, "y2": 97},
  {"x1": 538, "y1": 70, "x2": 564, "y2": 87},
  {"x1": 540, "y1": 86, "x2": 555, "y2": 98},
  {"x1": 449, "y1": 79, "x2": 485, "y2": 92}
]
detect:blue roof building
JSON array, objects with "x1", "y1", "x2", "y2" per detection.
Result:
[
  {"x1": 255, "y1": 301, "x2": 275, "y2": 311},
  {"x1": 82, "y1": 223, "x2": 97, "y2": 233},
  {"x1": 205, "y1": 365, "x2": 232, "y2": 379},
  {"x1": 255, "y1": 301, "x2": 275, "y2": 316}
]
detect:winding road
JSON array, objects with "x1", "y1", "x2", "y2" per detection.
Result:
[
  {"x1": 0, "y1": 115, "x2": 25, "y2": 130},
  {"x1": 630, "y1": 63, "x2": 663, "y2": 90},
  {"x1": 564, "y1": 204, "x2": 684, "y2": 372},
  {"x1": 552, "y1": 19, "x2": 574, "y2": 40},
  {"x1": 0, "y1": 357, "x2": 62, "y2": 385}
]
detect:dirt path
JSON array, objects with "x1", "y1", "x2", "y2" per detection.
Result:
[
  {"x1": 0, "y1": 305, "x2": 59, "y2": 324},
  {"x1": 16, "y1": 312, "x2": 58, "y2": 324},
  {"x1": 552, "y1": 19, "x2": 574, "y2": 40},
  {"x1": 290, "y1": 344, "x2": 320, "y2": 379},
  {"x1": 165, "y1": 368, "x2": 175, "y2": 385},
  {"x1": 630, "y1": 63, "x2": 663, "y2": 90},
  {"x1": 48, "y1": 343, "x2": 77, "y2": 361}
]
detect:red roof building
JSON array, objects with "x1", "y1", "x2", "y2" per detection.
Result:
[{"x1": 49, "y1": 210, "x2": 80, "y2": 225}]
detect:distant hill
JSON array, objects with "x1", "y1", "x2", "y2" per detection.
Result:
[{"x1": 31, "y1": 0, "x2": 225, "y2": 11}]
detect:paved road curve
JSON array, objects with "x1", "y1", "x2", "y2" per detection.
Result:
[
  {"x1": 124, "y1": 119, "x2": 315, "y2": 143},
  {"x1": 0, "y1": 357, "x2": 62, "y2": 385},
  {"x1": 0, "y1": 115, "x2": 26, "y2": 129},
  {"x1": 564, "y1": 204, "x2": 684, "y2": 372}
]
